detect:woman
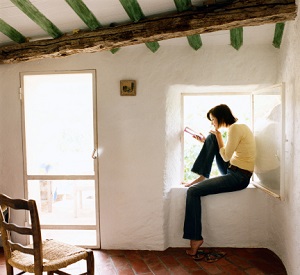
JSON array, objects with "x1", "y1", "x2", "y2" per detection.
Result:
[{"x1": 183, "y1": 104, "x2": 256, "y2": 259}]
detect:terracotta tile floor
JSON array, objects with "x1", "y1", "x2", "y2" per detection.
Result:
[{"x1": 0, "y1": 247, "x2": 287, "y2": 274}]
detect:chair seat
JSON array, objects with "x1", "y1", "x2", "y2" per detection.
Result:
[{"x1": 8, "y1": 239, "x2": 88, "y2": 273}]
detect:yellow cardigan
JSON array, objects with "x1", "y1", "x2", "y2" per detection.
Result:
[{"x1": 220, "y1": 124, "x2": 256, "y2": 172}]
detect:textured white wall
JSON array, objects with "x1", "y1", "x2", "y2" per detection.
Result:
[
  {"x1": 0, "y1": 40, "x2": 279, "y2": 252},
  {"x1": 269, "y1": 2, "x2": 300, "y2": 274}
]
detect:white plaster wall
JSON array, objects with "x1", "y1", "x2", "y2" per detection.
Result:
[
  {"x1": 269, "y1": 2, "x2": 300, "y2": 274},
  {"x1": 167, "y1": 185, "x2": 269, "y2": 249},
  {"x1": 0, "y1": 40, "x2": 278, "y2": 252}
]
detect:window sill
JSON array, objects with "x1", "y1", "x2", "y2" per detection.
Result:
[{"x1": 251, "y1": 181, "x2": 281, "y2": 200}]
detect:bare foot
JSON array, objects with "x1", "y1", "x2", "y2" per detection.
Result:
[
  {"x1": 183, "y1": 182, "x2": 194, "y2": 187},
  {"x1": 182, "y1": 175, "x2": 206, "y2": 187},
  {"x1": 186, "y1": 240, "x2": 204, "y2": 256}
]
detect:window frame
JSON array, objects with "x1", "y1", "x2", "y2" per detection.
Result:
[{"x1": 182, "y1": 83, "x2": 285, "y2": 199}]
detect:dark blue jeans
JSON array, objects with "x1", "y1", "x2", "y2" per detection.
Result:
[
  {"x1": 183, "y1": 134, "x2": 251, "y2": 241},
  {"x1": 191, "y1": 134, "x2": 229, "y2": 178}
]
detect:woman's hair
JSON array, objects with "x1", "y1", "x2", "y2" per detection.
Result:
[{"x1": 207, "y1": 104, "x2": 238, "y2": 126}]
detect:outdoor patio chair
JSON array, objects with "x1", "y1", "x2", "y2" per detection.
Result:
[{"x1": 0, "y1": 193, "x2": 94, "y2": 275}]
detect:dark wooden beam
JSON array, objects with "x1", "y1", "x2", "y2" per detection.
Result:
[
  {"x1": 0, "y1": 0, "x2": 297, "y2": 64},
  {"x1": 65, "y1": 0, "x2": 119, "y2": 54},
  {"x1": 273, "y1": 22, "x2": 285, "y2": 48},
  {"x1": 173, "y1": 0, "x2": 203, "y2": 50},
  {"x1": 230, "y1": 27, "x2": 243, "y2": 50},
  {"x1": 119, "y1": 0, "x2": 160, "y2": 53},
  {"x1": 11, "y1": 0, "x2": 62, "y2": 38},
  {"x1": 0, "y1": 19, "x2": 26, "y2": 43}
]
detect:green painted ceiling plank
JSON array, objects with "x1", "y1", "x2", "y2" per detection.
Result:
[
  {"x1": 273, "y1": 22, "x2": 285, "y2": 49},
  {"x1": 173, "y1": 0, "x2": 192, "y2": 12},
  {"x1": 187, "y1": 34, "x2": 202, "y2": 50},
  {"x1": 65, "y1": 0, "x2": 101, "y2": 31},
  {"x1": 230, "y1": 27, "x2": 243, "y2": 50},
  {"x1": 10, "y1": 0, "x2": 62, "y2": 38},
  {"x1": 145, "y1": 41, "x2": 160, "y2": 53},
  {"x1": 110, "y1": 48, "x2": 120, "y2": 54},
  {"x1": 173, "y1": 0, "x2": 202, "y2": 50},
  {"x1": 119, "y1": 0, "x2": 145, "y2": 22},
  {"x1": 119, "y1": 0, "x2": 159, "y2": 52},
  {"x1": 0, "y1": 19, "x2": 26, "y2": 43}
]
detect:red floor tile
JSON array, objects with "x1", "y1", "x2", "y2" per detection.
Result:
[{"x1": 0, "y1": 247, "x2": 287, "y2": 274}]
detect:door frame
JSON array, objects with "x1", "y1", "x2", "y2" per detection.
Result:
[{"x1": 20, "y1": 70, "x2": 100, "y2": 248}]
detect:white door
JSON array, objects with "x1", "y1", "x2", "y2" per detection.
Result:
[{"x1": 21, "y1": 71, "x2": 99, "y2": 248}]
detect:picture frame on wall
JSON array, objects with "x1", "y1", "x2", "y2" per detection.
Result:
[{"x1": 120, "y1": 80, "x2": 136, "y2": 96}]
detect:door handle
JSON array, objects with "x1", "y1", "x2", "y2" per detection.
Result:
[{"x1": 92, "y1": 148, "x2": 97, "y2": 159}]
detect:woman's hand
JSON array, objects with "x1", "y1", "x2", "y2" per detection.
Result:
[
  {"x1": 209, "y1": 130, "x2": 224, "y2": 148},
  {"x1": 193, "y1": 133, "x2": 205, "y2": 143},
  {"x1": 209, "y1": 129, "x2": 221, "y2": 137}
]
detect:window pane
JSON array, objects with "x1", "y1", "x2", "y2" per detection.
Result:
[
  {"x1": 253, "y1": 92, "x2": 282, "y2": 194},
  {"x1": 183, "y1": 95, "x2": 251, "y2": 182}
]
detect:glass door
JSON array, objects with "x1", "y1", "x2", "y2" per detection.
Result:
[{"x1": 21, "y1": 71, "x2": 99, "y2": 248}]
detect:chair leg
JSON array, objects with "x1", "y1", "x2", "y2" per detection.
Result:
[
  {"x1": 86, "y1": 250, "x2": 94, "y2": 275},
  {"x1": 6, "y1": 263, "x2": 13, "y2": 275}
]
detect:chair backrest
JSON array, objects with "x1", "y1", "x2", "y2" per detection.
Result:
[{"x1": 0, "y1": 194, "x2": 43, "y2": 273}]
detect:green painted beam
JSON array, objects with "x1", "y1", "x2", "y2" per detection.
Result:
[
  {"x1": 273, "y1": 22, "x2": 285, "y2": 48},
  {"x1": 119, "y1": 0, "x2": 144, "y2": 23},
  {"x1": 65, "y1": 0, "x2": 101, "y2": 30},
  {"x1": 119, "y1": 0, "x2": 160, "y2": 53},
  {"x1": 187, "y1": 35, "x2": 202, "y2": 50},
  {"x1": 230, "y1": 27, "x2": 243, "y2": 50},
  {"x1": 0, "y1": 19, "x2": 26, "y2": 43},
  {"x1": 10, "y1": 0, "x2": 62, "y2": 38},
  {"x1": 110, "y1": 48, "x2": 120, "y2": 54},
  {"x1": 173, "y1": 0, "x2": 202, "y2": 51},
  {"x1": 144, "y1": 42, "x2": 160, "y2": 53},
  {"x1": 145, "y1": 41, "x2": 160, "y2": 52},
  {"x1": 173, "y1": 0, "x2": 192, "y2": 12}
]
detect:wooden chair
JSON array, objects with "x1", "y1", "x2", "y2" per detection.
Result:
[{"x1": 0, "y1": 194, "x2": 94, "y2": 275}]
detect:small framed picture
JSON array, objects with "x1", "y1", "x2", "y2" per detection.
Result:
[{"x1": 120, "y1": 80, "x2": 136, "y2": 96}]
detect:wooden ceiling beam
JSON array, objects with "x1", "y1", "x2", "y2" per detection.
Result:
[
  {"x1": 119, "y1": 0, "x2": 160, "y2": 53},
  {"x1": 173, "y1": 0, "x2": 202, "y2": 50},
  {"x1": 0, "y1": 0, "x2": 297, "y2": 64},
  {"x1": 65, "y1": 0, "x2": 119, "y2": 54}
]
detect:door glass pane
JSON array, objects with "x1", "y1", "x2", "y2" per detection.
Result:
[
  {"x1": 41, "y1": 230, "x2": 97, "y2": 246},
  {"x1": 23, "y1": 73, "x2": 94, "y2": 175},
  {"x1": 27, "y1": 180, "x2": 96, "y2": 225}
]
